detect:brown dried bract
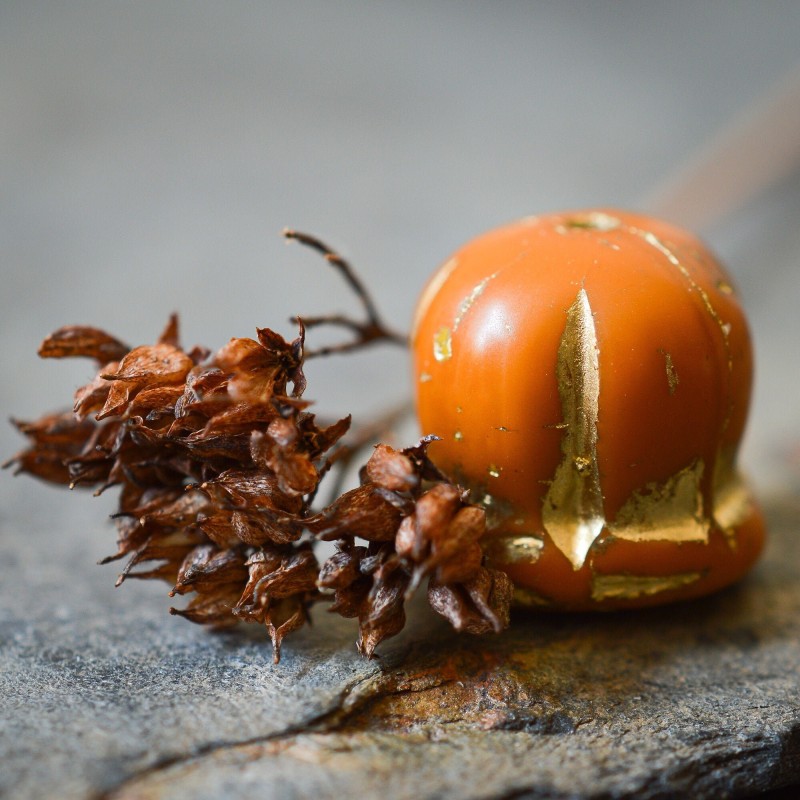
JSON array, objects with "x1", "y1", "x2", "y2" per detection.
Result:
[
  {"x1": 428, "y1": 567, "x2": 514, "y2": 635},
  {"x1": 9, "y1": 313, "x2": 340, "y2": 660},
  {"x1": 313, "y1": 440, "x2": 511, "y2": 657},
  {"x1": 38, "y1": 325, "x2": 130, "y2": 364}
]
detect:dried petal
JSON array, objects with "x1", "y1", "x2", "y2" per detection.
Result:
[
  {"x1": 413, "y1": 483, "x2": 461, "y2": 540},
  {"x1": 236, "y1": 548, "x2": 285, "y2": 612},
  {"x1": 357, "y1": 569, "x2": 410, "y2": 658},
  {"x1": 199, "y1": 469, "x2": 303, "y2": 515},
  {"x1": 194, "y1": 511, "x2": 241, "y2": 549},
  {"x1": 428, "y1": 567, "x2": 513, "y2": 635},
  {"x1": 317, "y1": 549, "x2": 360, "y2": 589},
  {"x1": 136, "y1": 490, "x2": 211, "y2": 528},
  {"x1": 328, "y1": 577, "x2": 371, "y2": 618},
  {"x1": 401, "y1": 435, "x2": 449, "y2": 482},
  {"x1": 172, "y1": 545, "x2": 248, "y2": 596},
  {"x1": 127, "y1": 385, "x2": 185, "y2": 417},
  {"x1": 358, "y1": 543, "x2": 395, "y2": 576},
  {"x1": 230, "y1": 509, "x2": 302, "y2": 546},
  {"x1": 9, "y1": 412, "x2": 95, "y2": 448},
  {"x1": 4, "y1": 413, "x2": 98, "y2": 485},
  {"x1": 174, "y1": 367, "x2": 226, "y2": 417},
  {"x1": 73, "y1": 366, "x2": 117, "y2": 419},
  {"x1": 214, "y1": 337, "x2": 284, "y2": 402},
  {"x1": 96, "y1": 381, "x2": 135, "y2": 420},
  {"x1": 394, "y1": 515, "x2": 422, "y2": 560},
  {"x1": 300, "y1": 413, "x2": 351, "y2": 457},
  {"x1": 250, "y1": 547, "x2": 319, "y2": 600},
  {"x1": 365, "y1": 444, "x2": 418, "y2": 492},
  {"x1": 256, "y1": 327, "x2": 293, "y2": 354},
  {"x1": 157, "y1": 313, "x2": 180, "y2": 348},
  {"x1": 250, "y1": 429, "x2": 318, "y2": 496},
  {"x1": 38, "y1": 326, "x2": 129, "y2": 363},
  {"x1": 170, "y1": 585, "x2": 242, "y2": 627},
  {"x1": 430, "y1": 505, "x2": 486, "y2": 584},
  {"x1": 201, "y1": 402, "x2": 276, "y2": 435},
  {"x1": 463, "y1": 567, "x2": 513, "y2": 633},
  {"x1": 181, "y1": 431, "x2": 252, "y2": 463},
  {"x1": 114, "y1": 529, "x2": 200, "y2": 585},
  {"x1": 265, "y1": 597, "x2": 309, "y2": 663},
  {"x1": 306, "y1": 484, "x2": 404, "y2": 542},
  {"x1": 434, "y1": 540, "x2": 483, "y2": 585}
]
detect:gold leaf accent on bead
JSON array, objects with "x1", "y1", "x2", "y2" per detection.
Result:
[
  {"x1": 713, "y1": 450, "x2": 753, "y2": 549},
  {"x1": 717, "y1": 280, "x2": 734, "y2": 295},
  {"x1": 542, "y1": 288, "x2": 605, "y2": 570},
  {"x1": 453, "y1": 274, "x2": 496, "y2": 332},
  {"x1": 591, "y1": 571, "x2": 702, "y2": 602},
  {"x1": 626, "y1": 226, "x2": 737, "y2": 438},
  {"x1": 433, "y1": 326, "x2": 452, "y2": 362},
  {"x1": 484, "y1": 535, "x2": 545, "y2": 565},
  {"x1": 608, "y1": 459, "x2": 708, "y2": 544},
  {"x1": 661, "y1": 349, "x2": 679, "y2": 395},
  {"x1": 631, "y1": 228, "x2": 733, "y2": 370},
  {"x1": 512, "y1": 586, "x2": 552, "y2": 608},
  {"x1": 714, "y1": 479, "x2": 752, "y2": 550},
  {"x1": 556, "y1": 212, "x2": 621, "y2": 234}
]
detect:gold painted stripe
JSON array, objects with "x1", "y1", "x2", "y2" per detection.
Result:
[
  {"x1": 484, "y1": 535, "x2": 545, "y2": 565},
  {"x1": 608, "y1": 459, "x2": 709, "y2": 544},
  {"x1": 591, "y1": 571, "x2": 702, "y2": 602},
  {"x1": 453, "y1": 274, "x2": 497, "y2": 332},
  {"x1": 512, "y1": 586, "x2": 553, "y2": 608},
  {"x1": 628, "y1": 226, "x2": 735, "y2": 432},
  {"x1": 713, "y1": 452, "x2": 753, "y2": 548},
  {"x1": 542, "y1": 289, "x2": 605, "y2": 569},
  {"x1": 662, "y1": 350, "x2": 679, "y2": 395},
  {"x1": 433, "y1": 326, "x2": 452, "y2": 361}
]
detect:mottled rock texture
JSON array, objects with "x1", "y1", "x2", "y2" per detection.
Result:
[{"x1": 2, "y1": 483, "x2": 799, "y2": 800}]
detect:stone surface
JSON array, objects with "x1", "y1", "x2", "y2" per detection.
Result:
[{"x1": 2, "y1": 483, "x2": 799, "y2": 799}]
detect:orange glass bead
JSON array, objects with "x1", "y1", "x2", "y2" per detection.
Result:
[{"x1": 412, "y1": 210, "x2": 765, "y2": 610}]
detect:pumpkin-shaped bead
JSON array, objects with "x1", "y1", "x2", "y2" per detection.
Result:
[{"x1": 412, "y1": 210, "x2": 765, "y2": 610}]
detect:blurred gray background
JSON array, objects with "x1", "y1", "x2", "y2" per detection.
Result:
[{"x1": 2, "y1": 0, "x2": 800, "y2": 499}]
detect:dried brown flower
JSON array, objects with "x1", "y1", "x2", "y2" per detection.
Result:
[
  {"x1": 7, "y1": 232, "x2": 511, "y2": 662},
  {"x1": 311, "y1": 440, "x2": 511, "y2": 656}
]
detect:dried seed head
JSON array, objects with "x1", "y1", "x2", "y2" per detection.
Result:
[{"x1": 10, "y1": 233, "x2": 513, "y2": 662}]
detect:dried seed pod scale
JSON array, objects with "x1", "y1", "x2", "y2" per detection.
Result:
[{"x1": 412, "y1": 209, "x2": 765, "y2": 610}]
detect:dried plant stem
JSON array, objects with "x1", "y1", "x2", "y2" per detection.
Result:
[{"x1": 284, "y1": 229, "x2": 407, "y2": 356}]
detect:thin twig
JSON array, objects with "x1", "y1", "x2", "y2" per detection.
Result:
[{"x1": 284, "y1": 229, "x2": 407, "y2": 357}]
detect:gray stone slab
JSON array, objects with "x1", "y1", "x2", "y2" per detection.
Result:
[
  {"x1": 105, "y1": 497, "x2": 800, "y2": 800},
  {"x1": 0, "y1": 481, "x2": 400, "y2": 799},
  {"x1": 2, "y1": 484, "x2": 799, "y2": 799}
]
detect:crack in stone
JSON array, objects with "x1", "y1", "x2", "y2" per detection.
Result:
[
  {"x1": 94, "y1": 669, "x2": 393, "y2": 800},
  {"x1": 97, "y1": 651, "x2": 584, "y2": 799}
]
